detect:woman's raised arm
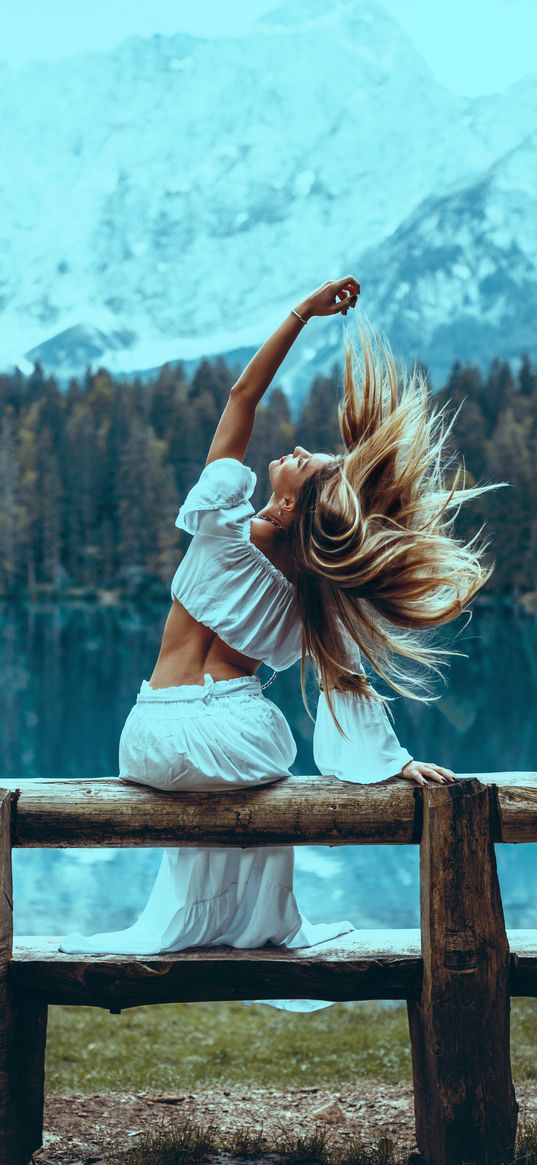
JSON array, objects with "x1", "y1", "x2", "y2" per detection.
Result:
[{"x1": 205, "y1": 276, "x2": 360, "y2": 465}]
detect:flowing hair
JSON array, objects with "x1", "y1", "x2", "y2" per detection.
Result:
[{"x1": 287, "y1": 314, "x2": 509, "y2": 736}]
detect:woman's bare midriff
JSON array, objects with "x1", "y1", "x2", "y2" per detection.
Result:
[{"x1": 148, "y1": 598, "x2": 262, "y2": 688}]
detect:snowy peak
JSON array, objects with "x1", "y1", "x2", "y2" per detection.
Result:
[
  {"x1": 0, "y1": 6, "x2": 535, "y2": 388},
  {"x1": 309, "y1": 131, "x2": 537, "y2": 389}
]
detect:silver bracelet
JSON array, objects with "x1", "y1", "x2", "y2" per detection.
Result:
[{"x1": 291, "y1": 308, "x2": 308, "y2": 325}]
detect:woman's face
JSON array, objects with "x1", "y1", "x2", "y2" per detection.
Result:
[{"x1": 268, "y1": 446, "x2": 334, "y2": 499}]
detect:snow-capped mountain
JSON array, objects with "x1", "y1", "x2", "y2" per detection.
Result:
[
  {"x1": 296, "y1": 128, "x2": 537, "y2": 391},
  {"x1": 0, "y1": 0, "x2": 536, "y2": 392},
  {"x1": 364, "y1": 129, "x2": 537, "y2": 386}
]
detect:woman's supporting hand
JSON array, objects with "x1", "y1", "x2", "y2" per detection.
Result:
[
  {"x1": 398, "y1": 759, "x2": 458, "y2": 787},
  {"x1": 296, "y1": 275, "x2": 360, "y2": 320}
]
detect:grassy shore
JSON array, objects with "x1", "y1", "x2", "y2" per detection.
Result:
[{"x1": 47, "y1": 997, "x2": 537, "y2": 1094}]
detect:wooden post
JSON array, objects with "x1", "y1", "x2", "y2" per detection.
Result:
[
  {"x1": 407, "y1": 778, "x2": 518, "y2": 1165},
  {"x1": 0, "y1": 789, "x2": 48, "y2": 1164}
]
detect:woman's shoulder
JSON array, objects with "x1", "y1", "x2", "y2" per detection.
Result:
[
  {"x1": 200, "y1": 457, "x2": 256, "y2": 498},
  {"x1": 176, "y1": 458, "x2": 257, "y2": 535}
]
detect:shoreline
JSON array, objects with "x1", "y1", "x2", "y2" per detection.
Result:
[{"x1": 0, "y1": 586, "x2": 536, "y2": 615}]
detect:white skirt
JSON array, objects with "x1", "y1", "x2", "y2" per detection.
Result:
[{"x1": 57, "y1": 673, "x2": 357, "y2": 1011}]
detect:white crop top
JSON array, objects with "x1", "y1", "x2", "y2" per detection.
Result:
[
  {"x1": 171, "y1": 457, "x2": 303, "y2": 670},
  {"x1": 170, "y1": 457, "x2": 413, "y2": 784}
]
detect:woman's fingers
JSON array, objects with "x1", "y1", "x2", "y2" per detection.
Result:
[
  {"x1": 424, "y1": 769, "x2": 450, "y2": 783},
  {"x1": 307, "y1": 276, "x2": 360, "y2": 316},
  {"x1": 401, "y1": 770, "x2": 428, "y2": 786},
  {"x1": 422, "y1": 765, "x2": 457, "y2": 783},
  {"x1": 343, "y1": 293, "x2": 359, "y2": 314},
  {"x1": 335, "y1": 275, "x2": 360, "y2": 294},
  {"x1": 400, "y1": 761, "x2": 457, "y2": 786},
  {"x1": 332, "y1": 291, "x2": 359, "y2": 315},
  {"x1": 418, "y1": 764, "x2": 457, "y2": 785},
  {"x1": 434, "y1": 765, "x2": 458, "y2": 780}
]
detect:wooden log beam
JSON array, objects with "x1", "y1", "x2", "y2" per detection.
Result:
[
  {"x1": 11, "y1": 931, "x2": 424, "y2": 1006},
  {"x1": 495, "y1": 780, "x2": 537, "y2": 842},
  {"x1": 3, "y1": 776, "x2": 422, "y2": 847},
  {"x1": 509, "y1": 931, "x2": 537, "y2": 994},
  {"x1": 2, "y1": 773, "x2": 537, "y2": 848},
  {"x1": 407, "y1": 779, "x2": 519, "y2": 1165},
  {"x1": 0, "y1": 790, "x2": 13, "y2": 1161},
  {"x1": 10, "y1": 929, "x2": 537, "y2": 1010},
  {"x1": 0, "y1": 790, "x2": 48, "y2": 1164}
]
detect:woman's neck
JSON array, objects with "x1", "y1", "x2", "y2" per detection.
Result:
[{"x1": 256, "y1": 495, "x2": 287, "y2": 533}]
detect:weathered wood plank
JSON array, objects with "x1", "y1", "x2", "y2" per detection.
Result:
[
  {"x1": 0, "y1": 789, "x2": 48, "y2": 1164},
  {"x1": 496, "y1": 783, "x2": 537, "y2": 841},
  {"x1": 510, "y1": 932, "x2": 537, "y2": 995},
  {"x1": 3, "y1": 776, "x2": 422, "y2": 846},
  {"x1": 11, "y1": 931, "x2": 424, "y2": 1006},
  {"x1": 8, "y1": 995, "x2": 48, "y2": 1159},
  {"x1": 10, "y1": 929, "x2": 537, "y2": 1009},
  {"x1": 407, "y1": 779, "x2": 519, "y2": 1165},
  {"x1": 3, "y1": 773, "x2": 537, "y2": 848},
  {"x1": 0, "y1": 790, "x2": 13, "y2": 1160}
]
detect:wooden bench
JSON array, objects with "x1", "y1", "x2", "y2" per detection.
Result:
[{"x1": 2, "y1": 772, "x2": 537, "y2": 1165}]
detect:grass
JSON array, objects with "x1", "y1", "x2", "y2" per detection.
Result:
[
  {"x1": 104, "y1": 1116, "x2": 413, "y2": 1164},
  {"x1": 46, "y1": 999, "x2": 413, "y2": 1093},
  {"x1": 103, "y1": 1119, "x2": 405, "y2": 1164},
  {"x1": 46, "y1": 997, "x2": 537, "y2": 1095},
  {"x1": 103, "y1": 1112, "x2": 537, "y2": 1165}
]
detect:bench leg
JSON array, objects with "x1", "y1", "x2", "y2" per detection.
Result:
[
  {"x1": 407, "y1": 779, "x2": 518, "y2": 1165},
  {"x1": 9, "y1": 996, "x2": 48, "y2": 1163},
  {"x1": 0, "y1": 996, "x2": 48, "y2": 1165},
  {"x1": 1, "y1": 789, "x2": 48, "y2": 1163}
]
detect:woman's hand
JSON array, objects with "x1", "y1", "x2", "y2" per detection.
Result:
[
  {"x1": 398, "y1": 759, "x2": 458, "y2": 787},
  {"x1": 297, "y1": 276, "x2": 360, "y2": 319}
]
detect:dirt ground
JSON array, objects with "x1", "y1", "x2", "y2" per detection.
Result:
[{"x1": 29, "y1": 1080, "x2": 537, "y2": 1164}]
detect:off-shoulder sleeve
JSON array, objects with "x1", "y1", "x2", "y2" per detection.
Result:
[
  {"x1": 175, "y1": 457, "x2": 257, "y2": 535},
  {"x1": 313, "y1": 686, "x2": 413, "y2": 784}
]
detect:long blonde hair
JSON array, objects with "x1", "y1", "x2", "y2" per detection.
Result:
[{"x1": 287, "y1": 314, "x2": 509, "y2": 736}]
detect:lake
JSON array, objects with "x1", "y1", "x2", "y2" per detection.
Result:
[{"x1": 1, "y1": 600, "x2": 536, "y2": 939}]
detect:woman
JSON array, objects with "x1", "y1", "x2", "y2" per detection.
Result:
[{"x1": 58, "y1": 276, "x2": 504, "y2": 1011}]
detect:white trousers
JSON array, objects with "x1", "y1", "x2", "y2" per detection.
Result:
[{"x1": 58, "y1": 674, "x2": 357, "y2": 1011}]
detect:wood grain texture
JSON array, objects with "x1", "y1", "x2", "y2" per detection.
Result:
[
  {"x1": 11, "y1": 931, "x2": 423, "y2": 1006},
  {"x1": 496, "y1": 782, "x2": 537, "y2": 841},
  {"x1": 407, "y1": 779, "x2": 519, "y2": 1165},
  {"x1": 0, "y1": 789, "x2": 48, "y2": 1164},
  {"x1": 8, "y1": 996, "x2": 48, "y2": 1162},
  {"x1": 2, "y1": 773, "x2": 536, "y2": 848},
  {"x1": 2, "y1": 775, "x2": 421, "y2": 846},
  {"x1": 11, "y1": 929, "x2": 537, "y2": 1009},
  {"x1": 2, "y1": 774, "x2": 536, "y2": 1163},
  {"x1": 0, "y1": 790, "x2": 13, "y2": 1160}
]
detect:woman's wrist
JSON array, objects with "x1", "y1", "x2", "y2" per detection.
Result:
[{"x1": 291, "y1": 299, "x2": 314, "y2": 323}]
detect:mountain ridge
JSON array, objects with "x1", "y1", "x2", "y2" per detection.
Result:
[{"x1": 1, "y1": 1, "x2": 535, "y2": 392}]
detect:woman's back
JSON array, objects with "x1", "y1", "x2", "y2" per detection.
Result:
[
  {"x1": 152, "y1": 523, "x2": 298, "y2": 688},
  {"x1": 149, "y1": 458, "x2": 303, "y2": 689}
]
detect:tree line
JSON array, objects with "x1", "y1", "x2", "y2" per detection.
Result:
[{"x1": 0, "y1": 351, "x2": 535, "y2": 599}]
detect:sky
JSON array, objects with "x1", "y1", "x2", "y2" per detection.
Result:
[{"x1": 1, "y1": 0, "x2": 536, "y2": 97}]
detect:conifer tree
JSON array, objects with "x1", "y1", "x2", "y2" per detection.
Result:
[
  {"x1": 38, "y1": 425, "x2": 63, "y2": 586},
  {"x1": 296, "y1": 363, "x2": 342, "y2": 453},
  {"x1": 0, "y1": 347, "x2": 534, "y2": 597},
  {"x1": 0, "y1": 409, "x2": 20, "y2": 593}
]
